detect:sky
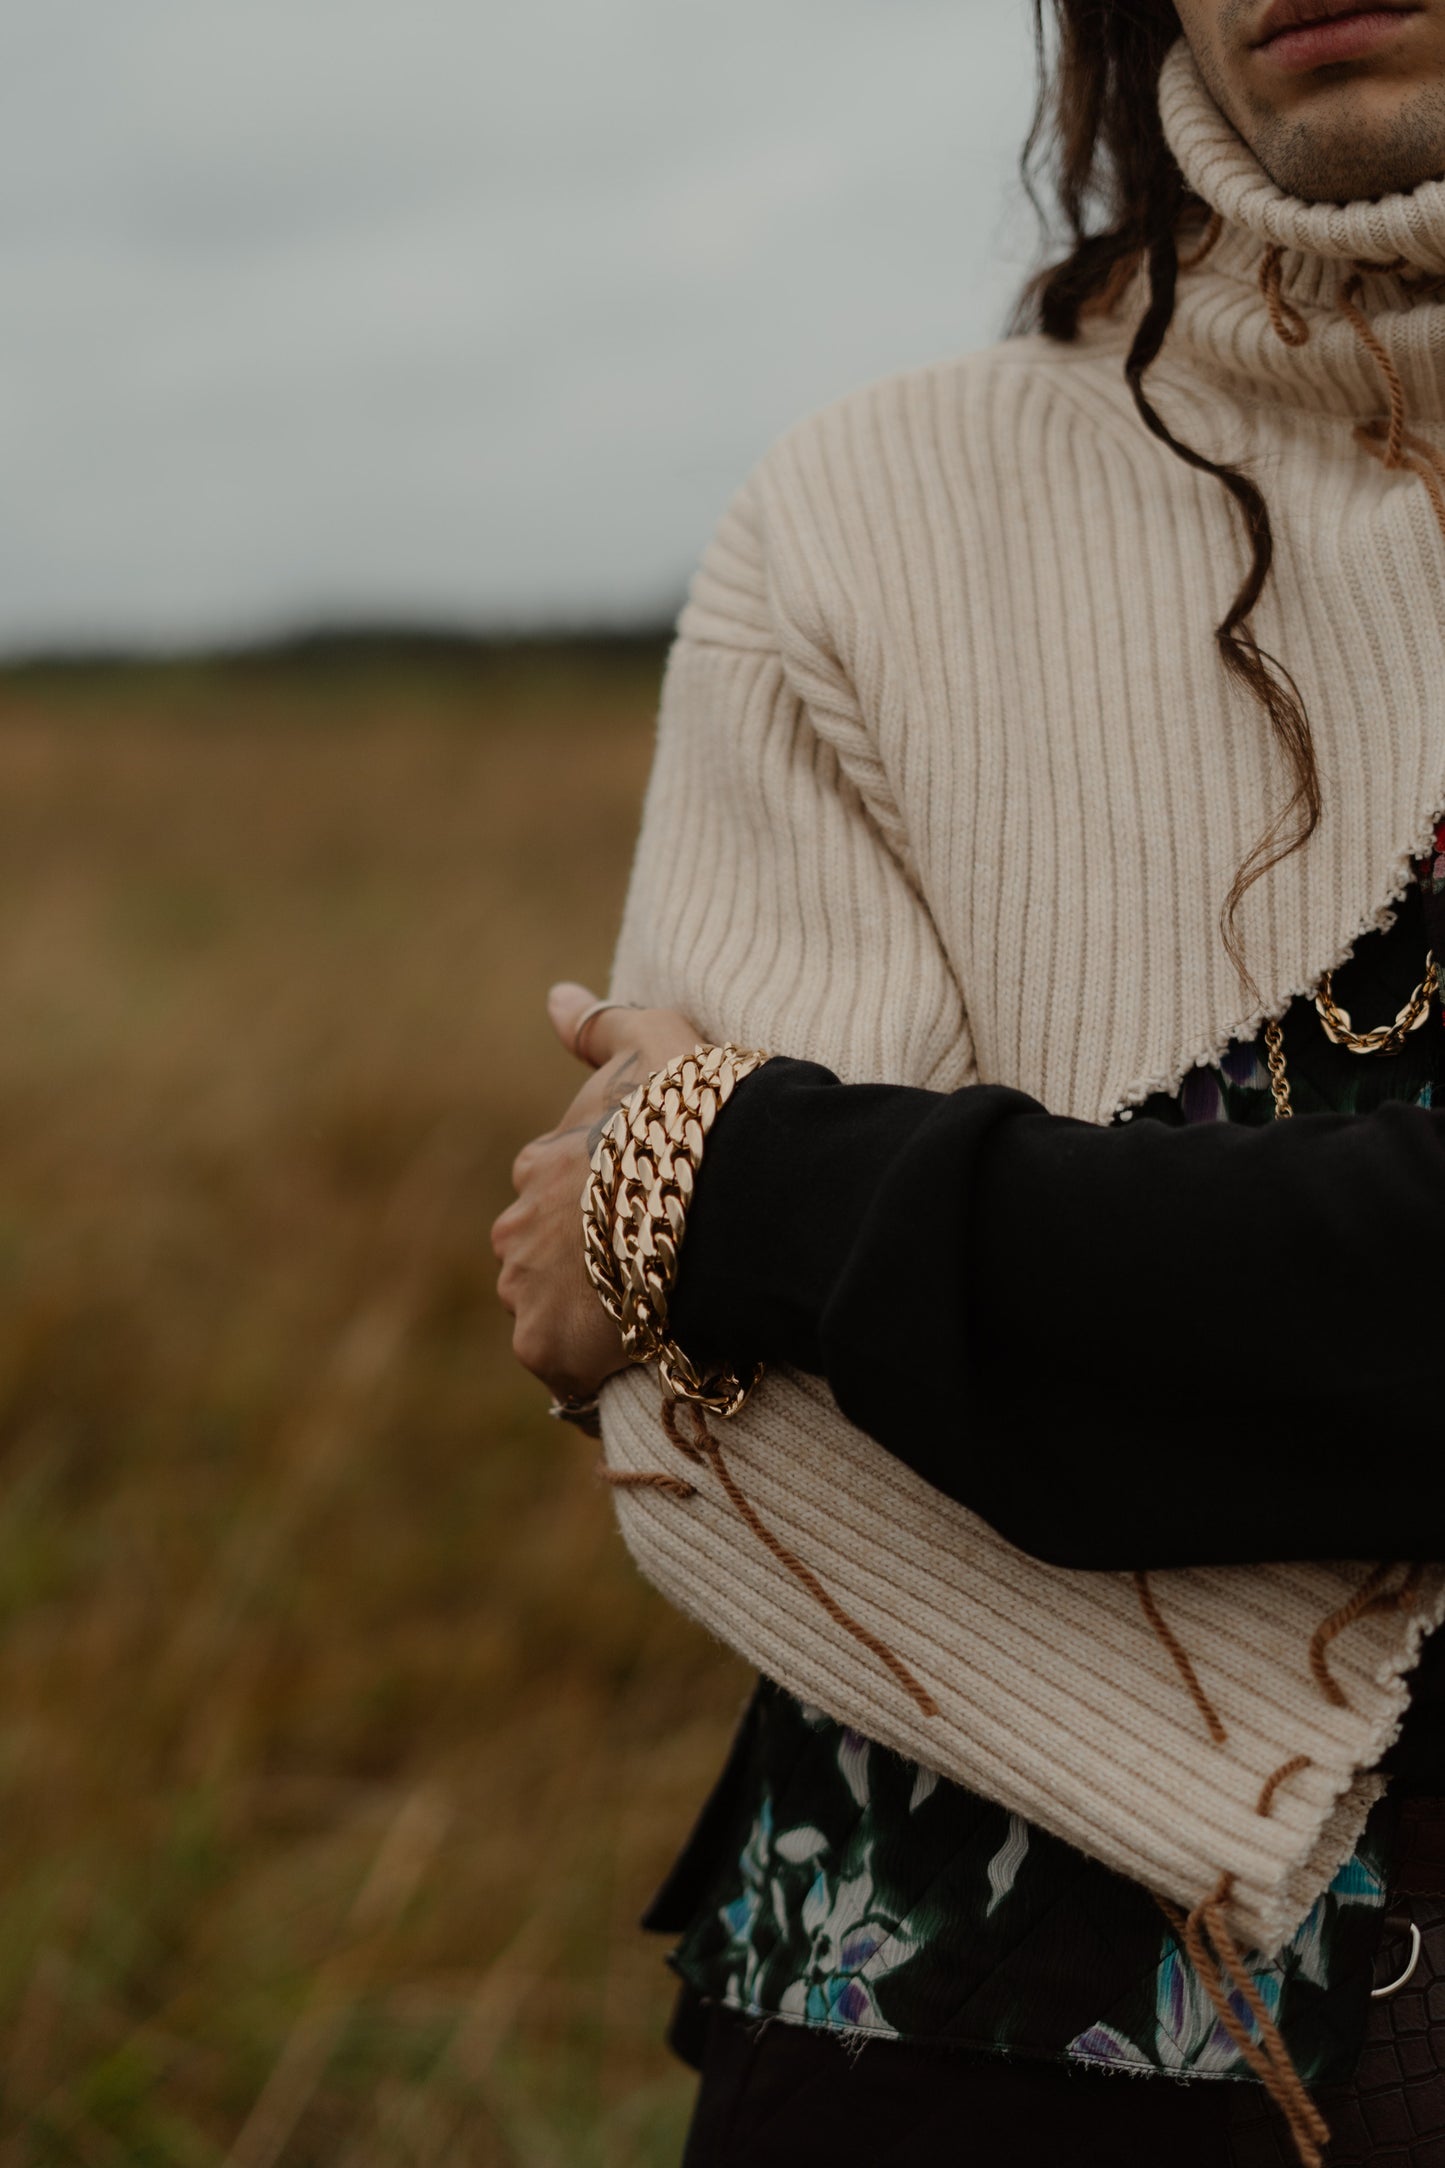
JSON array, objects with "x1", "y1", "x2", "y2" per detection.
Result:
[{"x1": 1, "y1": 2, "x2": 1039, "y2": 652}]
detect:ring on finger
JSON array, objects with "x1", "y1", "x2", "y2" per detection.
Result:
[{"x1": 572, "y1": 999, "x2": 638, "y2": 1062}]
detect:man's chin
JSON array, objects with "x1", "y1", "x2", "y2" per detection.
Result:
[{"x1": 1245, "y1": 80, "x2": 1445, "y2": 202}]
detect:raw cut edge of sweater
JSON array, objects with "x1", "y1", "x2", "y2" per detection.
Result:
[
  {"x1": 1248, "y1": 1564, "x2": 1445, "y2": 1956},
  {"x1": 1107, "y1": 787, "x2": 1445, "y2": 1123}
]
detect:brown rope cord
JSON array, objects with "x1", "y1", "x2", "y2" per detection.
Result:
[
  {"x1": 1308, "y1": 1561, "x2": 1425, "y2": 1709},
  {"x1": 1258, "y1": 245, "x2": 1310, "y2": 346},
  {"x1": 1334, "y1": 262, "x2": 1445, "y2": 543},
  {"x1": 1155, "y1": 1892, "x2": 1188, "y2": 1938},
  {"x1": 1187, "y1": 1899, "x2": 1291, "y2": 2098},
  {"x1": 1357, "y1": 418, "x2": 1445, "y2": 542},
  {"x1": 1178, "y1": 209, "x2": 1224, "y2": 271},
  {"x1": 1255, "y1": 1755, "x2": 1312, "y2": 1819},
  {"x1": 612, "y1": 1395, "x2": 942, "y2": 1720},
  {"x1": 1339, "y1": 271, "x2": 1408, "y2": 465},
  {"x1": 1201, "y1": 1879, "x2": 1332, "y2": 2162},
  {"x1": 1131, "y1": 1571, "x2": 1228, "y2": 1745},
  {"x1": 1259, "y1": 248, "x2": 1445, "y2": 551},
  {"x1": 1174, "y1": 1873, "x2": 1331, "y2": 2166},
  {"x1": 1154, "y1": 1876, "x2": 1328, "y2": 2164},
  {"x1": 598, "y1": 1464, "x2": 699, "y2": 1502},
  {"x1": 1179, "y1": 1886, "x2": 1308, "y2": 2128}
]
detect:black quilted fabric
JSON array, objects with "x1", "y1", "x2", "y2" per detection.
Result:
[
  {"x1": 678, "y1": 1889, "x2": 1445, "y2": 2165},
  {"x1": 1224, "y1": 1900, "x2": 1445, "y2": 2167}
]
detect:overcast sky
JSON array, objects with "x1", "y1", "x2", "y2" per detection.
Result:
[{"x1": 1, "y1": 2, "x2": 1038, "y2": 652}]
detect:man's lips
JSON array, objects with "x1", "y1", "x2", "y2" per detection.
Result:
[
  {"x1": 1255, "y1": 0, "x2": 1416, "y2": 40},
  {"x1": 1253, "y1": 1, "x2": 1422, "y2": 70}
]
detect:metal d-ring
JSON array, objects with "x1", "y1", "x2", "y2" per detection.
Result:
[{"x1": 1371, "y1": 1917, "x2": 1423, "y2": 2001}]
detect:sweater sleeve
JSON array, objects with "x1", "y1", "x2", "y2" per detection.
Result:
[
  {"x1": 606, "y1": 465, "x2": 975, "y2": 1094},
  {"x1": 667, "y1": 1056, "x2": 1445, "y2": 1571}
]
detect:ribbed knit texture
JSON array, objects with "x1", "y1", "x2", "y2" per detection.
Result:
[{"x1": 599, "y1": 41, "x2": 1445, "y2": 1955}]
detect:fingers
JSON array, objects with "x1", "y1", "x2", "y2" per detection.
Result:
[
  {"x1": 547, "y1": 982, "x2": 650, "y2": 1070},
  {"x1": 509, "y1": 1135, "x2": 546, "y2": 1191},
  {"x1": 494, "y1": 1222, "x2": 627, "y2": 1400},
  {"x1": 511, "y1": 1297, "x2": 628, "y2": 1402},
  {"x1": 547, "y1": 982, "x2": 602, "y2": 1063},
  {"x1": 490, "y1": 1195, "x2": 522, "y2": 1261}
]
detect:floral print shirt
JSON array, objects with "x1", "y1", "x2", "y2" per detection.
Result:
[{"x1": 664, "y1": 835, "x2": 1445, "y2": 2086}]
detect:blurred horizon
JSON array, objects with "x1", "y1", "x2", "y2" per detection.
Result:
[
  {"x1": 1, "y1": 623, "x2": 680, "y2": 671},
  {"x1": 3, "y1": 0, "x2": 1038, "y2": 657}
]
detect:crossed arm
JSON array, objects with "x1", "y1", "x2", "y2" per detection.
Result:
[{"x1": 492, "y1": 984, "x2": 1445, "y2": 1573}]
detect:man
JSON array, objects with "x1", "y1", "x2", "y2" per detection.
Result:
[{"x1": 494, "y1": 4, "x2": 1445, "y2": 2159}]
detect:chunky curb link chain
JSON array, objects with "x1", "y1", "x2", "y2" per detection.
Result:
[
  {"x1": 1315, "y1": 951, "x2": 1437, "y2": 1055},
  {"x1": 582, "y1": 1043, "x2": 769, "y2": 1416}
]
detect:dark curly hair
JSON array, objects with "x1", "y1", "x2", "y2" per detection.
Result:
[{"x1": 1018, "y1": 2, "x2": 1321, "y2": 987}]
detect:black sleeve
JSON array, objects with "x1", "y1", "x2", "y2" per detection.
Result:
[{"x1": 666, "y1": 1058, "x2": 1445, "y2": 1572}]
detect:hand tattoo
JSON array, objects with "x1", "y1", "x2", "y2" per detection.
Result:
[
  {"x1": 586, "y1": 1052, "x2": 640, "y2": 1153},
  {"x1": 547, "y1": 1052, "x2": 643, "y2": 1156}
]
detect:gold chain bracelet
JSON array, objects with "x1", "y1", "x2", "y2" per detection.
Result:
[{"x1": 582, "y1": 1043, "x2": 770, "y2": 1416}]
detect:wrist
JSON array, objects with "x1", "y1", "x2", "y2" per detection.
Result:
[{"x1": 581, "y1": 1043, "x2": 771, "y2": 1415}]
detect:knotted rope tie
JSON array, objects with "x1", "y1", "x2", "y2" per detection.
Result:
[
  {"x1": 600, "y1": 1396, "x2": 940, "y2": 1720},
  {"x1": 1259, "y1": 245, "x2": 1310, "y2": 347},
  {"x1": 1339, "y1": 265, "x2": 1445, "y2": 537},
  {"x1": 1257, "y1": 251, "x2": 1445, "y2": 544},
  {"x1": 1259, "y1": 255, "x2": 1445, "y2": 546}
]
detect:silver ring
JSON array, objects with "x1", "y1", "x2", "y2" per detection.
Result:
[
  {"x1": 1371, "y1": 1917, "x2": 1422, "y2": 2000},
  {"x1": 572, "y1": 999, "x2": 637, "y2": 1062}
]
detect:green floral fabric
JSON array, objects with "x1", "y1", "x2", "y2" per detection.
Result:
[
  {"x1": 668, "y1": 852, "x2": 1443, "y2": 2086},
  {"x1": 673, "y1": 1688, "x2": 1390, "y2": 2083}
]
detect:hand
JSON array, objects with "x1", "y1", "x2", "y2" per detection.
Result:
[{"x1": 490, "y1": 982, "x2": 703, "y2": 1406}]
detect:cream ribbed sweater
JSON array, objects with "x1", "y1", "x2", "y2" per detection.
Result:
[{"x1": 599, "y1": 42, "x2": 1445, "y2": 1955}]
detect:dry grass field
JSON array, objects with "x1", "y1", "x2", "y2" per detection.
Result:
[{"x1": 0, "y1": 644, "x2": 751, "y2": 2168}]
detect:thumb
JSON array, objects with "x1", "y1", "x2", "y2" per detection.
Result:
[{"x1": 548, "y1": 981, "x2": 609, "y2": 1066}]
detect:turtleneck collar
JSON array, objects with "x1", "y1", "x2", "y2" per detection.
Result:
[{"x1": 1155, "y1": 39, "x2": 1445, "y2": 423}]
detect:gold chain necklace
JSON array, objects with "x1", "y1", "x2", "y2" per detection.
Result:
[{"x1": 1264, "y1": 951, "x2": 1438, "y2": 1120}]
